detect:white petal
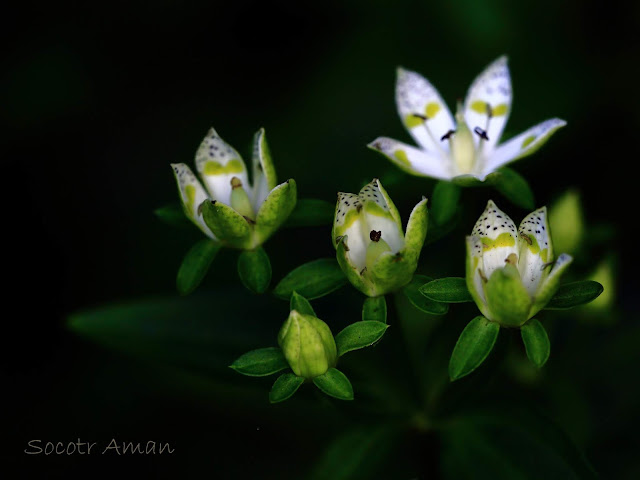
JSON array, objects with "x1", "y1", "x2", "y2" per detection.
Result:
[
  {"x1": 194, "y1": 128, "x2": 250, "y2": 206},
  {"x1": 171, "y1": 163, "x2": 216, "y2": 239},
  {"x1": 483, "y1": 118, "x2": 566, "y2": 175},
  {"x1": 517, "y1": 207, "x2": 552, "y2": 295},
  {"x1": 471, "y1": 200, "x2": 518, "y2": 279},
  {"x1": 334, "y1": 193, "x2": 368, "y2": 271},
  {"x1": 396, "y1": 67, "x2": 455, "y2": 154},
  {"x1": 368, "y1": 137, "x2": 454, "y2": 180},
  {"x1": 463, "y1": 56, "x2": 512, "y2": 151},
  {"x1": 359, "y1": 180, "x2": 405, "y2": 254}
]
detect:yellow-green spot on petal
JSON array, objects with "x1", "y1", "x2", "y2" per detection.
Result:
[
  {"x1": 425, "y1": 102, "x2": 441, "y2": 119},
  {"x1": 404, "y1": 114, "x2": 423, "y2": 129},
  {"x1": 492, "y1": 104, "x2": 508, "y2": 116},
  {"x1": 481, "y1": 232, "x2": 516, "y2": 250},
  {"x1": 335, "y1": 209, "x2": 362, "y2": 236},
  {"x1": 470, "y1": 100, "x2": 488, "y2": 114},
  {"x1": 203, "y1": 159, "x2": 245, "y2": 175},
  {"x1": 185, "y1": 184, "x2": 196, "y2": 215},
  {"x1": 521, "y1": 136, "x2": 536, "y2": 149},
  {"x1": 394, "y1": 150, "x2": 411, "y2": 167},
  {"x1": 540, "y1": 248, "x2": 548, "y2": 263},
  {"x1": 363, "y1": 200, "x2": 390, "y2": 218}
]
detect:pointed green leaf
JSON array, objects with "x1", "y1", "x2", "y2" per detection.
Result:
[
  {"x1": 487, "y1": 167, "x2": 535, "y2": 210},
  {"x1": 284, "y1": 198, "x2": 335, "y2": 228},
  {"x1": 176, "y1": 239, "x2": 220, "y2": 295},
  {"x1": 154, "y1": 203, "x2": 192, "y2": 228},
  {"x1": 230, "y1": 347, "x2": 288, "y2": 377},
  {"x1": 362, "y1": 296, "x2": 387, "y2": 323},
  {"x1": 200, "y1": 199, "x2": 251, "y2": 248},
  {"x1": 419, "y1": 277, "x2": 473, "y2": 303},
  {"x1": 431, "y1": 180, "x2": 461, "y2": 225},
  {"x1": 543, "y1": 281, "x2": 603, "y2": 310},
  {"x1": 313, "y1": 368, "x2": 354, "y2": 400},
  {"x1": 403, "y1": 274, "x2": 449, "y2": 315},
  {"x1": 521, "y1": 319, "x2": 550, "y2": 367},
  {"x1": 237, "y1": 247, "x2": 272, "y2": 294},
  {"x1": 273, "y1": 258, "x2": 347, "y2": 300},
  {"x1": 290, "y1": 291, "x2": 316, "y2": 316},
  {"x1": 449, "y1": 316, "x2": 500, "y2": 381},
  {"x1": 335, "y1": 321, "x2": 389, "y2": 357},
  {"x1": 269, "y1": 373, "x2": 305, "y2": 403}
]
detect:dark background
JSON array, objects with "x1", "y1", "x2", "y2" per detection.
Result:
[{"x1": 6, "y1": 0, "x2": 639, "y2": 478}]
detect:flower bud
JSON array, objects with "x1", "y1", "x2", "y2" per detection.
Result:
[{"x1": 278, "y1": 310, "x2": 337, "y2": 379}]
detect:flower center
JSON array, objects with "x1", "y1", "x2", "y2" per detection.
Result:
[
  {"x1": 229, "y1": 176, "x2": 255, "y2": 220},
  {"x1": 365, "y1": 230, "x2": 391, "y2": 271}
]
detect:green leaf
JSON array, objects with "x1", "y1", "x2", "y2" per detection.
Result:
[
  {"x1": 362, "y1": 296, "x2": 387, "y2": 323},
  {"x1": 313, "y1": 368, "x2": 354, "y2": 400},
  {"x1": 449, "y1": 316, "x2": 500, "y2": 381},
  {"x1": 543, "y1": 281, "x2": 603, "y2": 310},
  {"x1": 521, "y1": 319, "x2": 550, "y2": 367},
  {"x1": 335, "y1": 321, "x2": 389, "y2": 356},
  {"x1": 403, "y1": 274, "x2": 449, "y2": 315},
  {"x1": 284, "y1": 198, "x2": 335, "y2": 228},
  {"x1": 488, "y1": 167, "x2": 535, "y2": 210},
  {"x1": 269, "y1": 373, "x2": 305, "y2": 403},
  {"x1": 229, "y1": 347, "x2": 288, "y2": 377},
  {"x1": 431, "y1": 180, "x2": 461, "y2": 225},
  {"x1": 237, "y1": 247, "x2": 272, "y2": 294},
  {"x1": 154, "y1": 203, "x2": 192, "y2": 228},
  {"x1": 419, "y1": 277, "x2": 473, "y2": 303},
  {"x1": 290, "y1": 291, "x2": 316, "y2": 316},
  {"x1": 273, "y1": 258, "x2": 347, "y2": 300},
  {"x1": 176, "y1": 239, "x2": 221, "y2": 295}
]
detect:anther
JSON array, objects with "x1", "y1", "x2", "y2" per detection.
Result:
[
  {"x1": 441, "y1": 129, "x2": 456, "y2": 141},
  {"x1": 369, "y1": 230, "x2": 382, "y2": 242},
  {"x1": 474, "y1": 127, "x2": 489, "y2": 141},
  {"x1": 230, "y1": 177, "x2": 243, "y2": 189},
  {"x1": 412, "y1": 113, "x2": 428, "y2": 121}
]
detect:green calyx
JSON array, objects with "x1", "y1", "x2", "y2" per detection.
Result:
[
  {"x1": 277, "y1": 310, "x2": 338, "y2": 379},
  {"x1": 483, "y1": 264, "x2": 532, "y2": 327}
]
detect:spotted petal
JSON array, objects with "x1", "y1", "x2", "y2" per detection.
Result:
[
  {"x1": 171, "y1": 163, "x2": 215, "y2": 239},
  {"x1": 466, "y1": 236, "x2": 490, "y2": 317},
  {"x1": 463, "y1": 56, "x2": 512, "y2": 152},
  {"x1": 396, "y1": 67, "x2": 455, "y2": 155},
  {"x1": 471, "y1": 200, "x2": 518, "y2": 279},
  {"x1": 483, "y1": 118, "x2": 566, "y2": 175},
  {"x1": 333, "y1": 192, "x2": 368, "y2": 270},
  {"x1": 358, "y1": 180, "x2": 405, "y2": 255},
  {"x1": 517, "y1": 207, "x2": 552, "y2": 296},
  {"x1": 251, "y1": 128, "x2": 278, "y2": 211},
  {"x1": 195, "y1": 128, "x2": 250, "y2": 206},
  {"x1": 368, "y1": 137, "x2": 453, "y2": 180}
]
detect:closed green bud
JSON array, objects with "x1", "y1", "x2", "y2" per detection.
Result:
[{"x1": 278, "y1": 310, "x2": 337, "y2": 379}]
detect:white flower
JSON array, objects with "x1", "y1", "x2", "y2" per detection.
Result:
[
  {"x1": 466, "y1": 200, "x2": 572, "y2": 326},
  {"x1": 369, "y1": 56, "x2": 566, "y2": 182},
  {"x1": 171, "y1": 128, "x2": 296, "y2": 249}
]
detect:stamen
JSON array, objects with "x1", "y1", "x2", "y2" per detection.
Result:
[
  {"x1": 441, "y1": 129, "x2": 456, "y2": 141},
  {"x1": 231, "y1": 176, "x2": 243, "y2": 189},
  {"x1": 505, "y1": 253, "x2": 518, "y2": 265},
  {"x1": 412, "y1": 113, "x2": 427, "y2": 121},
  {"x1": 474, "y1": 127, "x2": 489, "y2": 141},
  {"x1": 369, "y1": 230, "x2": 382, "y2": 242}
]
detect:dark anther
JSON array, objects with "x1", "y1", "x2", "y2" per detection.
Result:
[
  {"x1": 474, "y1": 127, "x2": 490, "y2": 141},
  {"x1": 369, "y1": 230, "x2": 382, "y2": 242},
  {"x1": 441, "y1": 129, "x2": 456, "y2": 141},
  {"x1": 411, "y1": 113, "x2": 427, "y2": 121}
]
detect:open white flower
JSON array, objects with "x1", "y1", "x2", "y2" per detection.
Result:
[
  {"x1": 171, "y1": 128, "x2": 296, "y2": 249},
  {"x1": 466, "y1": 200, "x2": 572, "y2": 326},
  {"x1": 369, "y1": 56, "x2": 566, "y2": 182}
]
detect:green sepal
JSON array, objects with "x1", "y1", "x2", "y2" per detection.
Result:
[
  {"x1": 419, "y1": 277, "x2": 473, "y2": 303},
  {"x1": 431, "y1": 180, "x2": 461, "y2": 225},
  {"x1": 255, "y1": 179, "x2": 297, "y2": 244},
  {"x1": 290, "y1": 291, "x2": 316, "y2": 316},
  {"x1": 531, "y1": 254, "x2": 573, "y2": 315},
  {"x1": 403, "y1": 196, "x2": 429, "y2": 264},
  {"x1": 449, "y1": 316, "x2": 500, "y2": 381},
  {"x1": 269, "y1": 373, "x2": 305, "y2": 403},
  {"x1": 543, "y1": 280, "x2": 603, "y2": 310},
  {"x1": 237, "y1": 247, "x2": 272, "y2": 294},
  {"x1": 362, "y1": 296, "x2": 387, "y2": 323},
  {"x1": 176, "y1": 239, "x2": 221, "y2": 295},
  {"x1": 200, "y1": 199, "x2": 252, "y2": 248},
  {"x1": 154, "y1": 203, "x2": 192, "y2": 229},
  {"x1": 284, "y1": 198, "x2": 334, "y2": 228},
  {"x1": 313, "y1": 368, "x2": 354, "y2": 400},
  {"x1": 520, "y1": 319, "x2": 550, "y2": 367},
  {"x1": 273, "y1": 258, "x2": 347, "y2": 300},
  {"x1": 229, "y1": 347, "x2": 289, "y2": 377},
  {"x1": 403, "y1": 274, "x2": 449, "y2": 315},
  {"x1": 451, "y1": 174, "x2": 484, "y2": 187},
  {"x1": 335, "y1": 321, "x2": 389, "y2": 356},
  {"x1": 484, "y1": 265, "x2": 532, "y2": 327},
  {"x1": 252, "y1": 128, "x2": 278, "y2": 191},
  {"x1": 486, "y1": 167, "x2": 535, "y2": 210}
]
